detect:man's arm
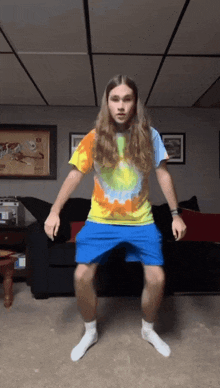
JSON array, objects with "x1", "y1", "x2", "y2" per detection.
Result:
[
  {"x1": 44, "y1": 166, "x2": 84, "y2": 240},
  {"x1": 155, "y1": 161, "x2": 187, "y2": 241}
]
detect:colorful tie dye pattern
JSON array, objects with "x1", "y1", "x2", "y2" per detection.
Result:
[{"x1": 69, "y1": 128, "x2": 168, "y2": 225}]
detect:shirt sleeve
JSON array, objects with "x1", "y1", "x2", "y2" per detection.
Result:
[
  {"x1": 68, "y1": 129, "x2": 95, "y2": 174},
  {"x1": 151, "y1": 127, "x2": 169, "y2": 168}
]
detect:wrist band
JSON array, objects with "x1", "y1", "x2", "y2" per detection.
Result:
[{"x1": 170, "y1": 208, "x2": 179, "y2": 216}]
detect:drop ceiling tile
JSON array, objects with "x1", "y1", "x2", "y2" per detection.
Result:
[
  {"x1": 194, "y1": 77, "x2": 220, "y2": 107},
  {"x1": 89, "y1": 0, "x2": 185, "y2": 53},
  {"x1": 93, "y1": 55, "x2": 162, "y2": 105},
  {"x1": 169, "y1": 0, "x2": 220, "y2": 54},
  {"x1": 148, "y1": 57, "x2": 220, "y2": 106},
  {"x1": 19, "y1": 54, "x2": 95, "y2": 106},
  {"x1": 0, "y1": 0, "x2": 87, "y2": 52},
  {"x1": 0, "y1": 32, "x2": 12, "y2": 52},
  {"x1": 0, "y1": 54, "x2": 46, "y2": 105}
]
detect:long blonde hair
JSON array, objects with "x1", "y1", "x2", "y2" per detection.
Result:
[{"x1": 93, "y1": 75, "x2": 154, "y2": 202}]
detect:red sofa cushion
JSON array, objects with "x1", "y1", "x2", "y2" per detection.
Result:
[
  {"x1": 68, "y1": 221, "x2": 85, "y2": 243},
  {"x1": 180, "y1": 209, "x2": 220, "y2": 242}
]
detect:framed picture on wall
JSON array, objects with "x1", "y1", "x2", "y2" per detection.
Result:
[
  {"x1": 69, "y1": 133, "x2": 86, "y2": 158},
  {"x1": 0, "y1": 124, "x2": 57, "y2": 179},
  {"x1": 161, "y1": 133, "x2": 186, "y2": 164}
]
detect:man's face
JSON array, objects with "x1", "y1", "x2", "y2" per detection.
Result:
[{"x1": 108, "y1": 84, "x2": 135, "y2": 126}]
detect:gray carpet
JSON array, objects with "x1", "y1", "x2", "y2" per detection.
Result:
[{"x1": 0, "y1": 283, "x2": 220, "y2": 388}]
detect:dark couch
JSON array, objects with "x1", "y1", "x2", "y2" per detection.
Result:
[{"x1": 20, "y1": 196, "x2": 220, "y2": 299}]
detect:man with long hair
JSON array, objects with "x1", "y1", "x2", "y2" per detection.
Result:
[{"x1": 44, "y1": 75, "x2": 186, "y2": 361}]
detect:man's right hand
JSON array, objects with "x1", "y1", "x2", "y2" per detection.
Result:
[{"x1": 44, "y1": 212, "x2": 60, "y2": 241}]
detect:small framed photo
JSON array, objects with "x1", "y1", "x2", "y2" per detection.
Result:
[
  {"x1": 161, "y1": 133, "x2": 186, "y2": 164},
  {"x1": 69, "y1": 133, "x2": 86, "y2": 158}
]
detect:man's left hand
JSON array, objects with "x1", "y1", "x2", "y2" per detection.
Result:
[{"x1": 172, "y1": 215, "x2": 187, "y2": 241}]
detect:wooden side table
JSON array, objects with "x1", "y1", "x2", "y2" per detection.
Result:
[
  {"x1": 0, "y1": 250, "x2": 18, "y2": 308},
  {"x1": 0, "y1": 221, "x2": 33, "y2": 281}
]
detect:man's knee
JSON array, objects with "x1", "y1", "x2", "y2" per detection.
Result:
[
  {"x1": 144, "y1": 266, "x2": 165, "y2": 288},
  {"x1": 74, "y1": 264, "x2": 97, "y2": 286}
]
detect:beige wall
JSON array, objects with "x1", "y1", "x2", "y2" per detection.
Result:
[
  {"x1": 148, "y1": 107, "x2": 220, "y2": 214},
  {"x1": 0, "y1": 105, "x2": 219, "y2": 221}
]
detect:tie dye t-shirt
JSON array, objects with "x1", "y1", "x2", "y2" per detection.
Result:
[{"x1": 69, "y1": 127, "x2": 168, "y2": 225}]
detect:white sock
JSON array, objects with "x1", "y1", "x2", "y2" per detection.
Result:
[
  {"x1": 70, "y1": 320, "x2": 98, "y2": 362},
  {"x1": 141, "y1": 319, "x2": 171, "y2": 357}
]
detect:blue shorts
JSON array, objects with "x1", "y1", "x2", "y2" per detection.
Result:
[{"x1": 75, "y1": 221, "x2": 164, "y2": 266}]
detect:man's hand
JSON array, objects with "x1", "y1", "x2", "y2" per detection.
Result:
[
  {"x1": 44, "y1": 212, "x2": 60, "y2": 241},
  {"x1": 172, "y1": 215, "x2": 187, "y2": 241}
]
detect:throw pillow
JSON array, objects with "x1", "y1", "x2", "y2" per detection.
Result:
[
  {"x1": 18, "y1": 196, "x2": 91, "y2": 240},
  {"x1": 18, "y1": 196, "x2": 91, "y2": 224},
  {"x1": 17, "y1": 197, "x2": 52, "y2": 225},
  {"x1": 179, "y1": 195, "x2": 200, "y2": 212}
]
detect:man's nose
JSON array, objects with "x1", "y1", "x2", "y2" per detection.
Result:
[{"x1": 118, "y1": 100, "x2": 125, "y2": 110}]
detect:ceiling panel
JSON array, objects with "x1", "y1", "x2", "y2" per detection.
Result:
[
  {"x1": 0, "y1": 0, "x2": 219, "y2": 108},
  {"x1": 194, "y1": 78, "x2": 220, "y2": 108},
  {"x1": 0, "y1": 55, "x2": 45, "y2": 105},
  {"x1": 0, "y1": 32, "x2": 12, "y2": 52},
  {"x1": 169, "y1": 0, "x2": 220, "y2": 54},
  {"x1": 89, "y1": 0, "x2": 185, "y2": 53},
  {"x1": 93, "y1": 55, "x2": 162, "y2": 105},
  {"x1": 0, "y1": 0, "x2": 87, "y2": 53},
  {"x1": 19, "y1": 54, "x2": 95, "y2": 106},
  {"x1": 148, "y1": 57, "x2": 220, "y2": 106}
]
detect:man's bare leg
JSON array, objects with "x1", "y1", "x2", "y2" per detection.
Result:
[
  {"x1": 75, "y1": 263, "x2": 98, "y2": 322},
  {"x1": 141, "y1": 265, "x2": 171, "y2": 357},
  {"x1": 71, "y1": 263, "x2": 98, "y2": 361}
]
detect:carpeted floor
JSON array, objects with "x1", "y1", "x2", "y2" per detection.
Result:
[{"x1": 0, "y1": 282, "x2": 220, "y2": 388}]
